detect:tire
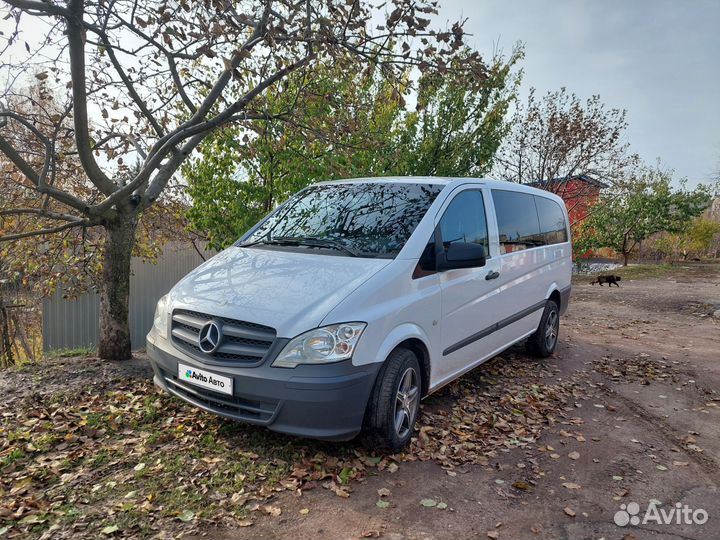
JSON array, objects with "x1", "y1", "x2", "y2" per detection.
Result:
[
  {"x1": 362, "y1": 348, "x2": 421, "y2": 453},
  {"x1": 526, "y1": 299, "x2": 560, "y2": 358}
]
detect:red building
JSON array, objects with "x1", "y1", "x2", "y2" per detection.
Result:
[{"x1": 531, "y1": 174, "x2": 607, "y2": 226}]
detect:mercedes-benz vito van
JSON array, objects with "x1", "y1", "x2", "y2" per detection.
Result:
[{"x1": 147, "y1": 177, "x2": 571, "y2": 451}]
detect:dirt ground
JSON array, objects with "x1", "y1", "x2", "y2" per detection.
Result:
[
  {"x1": 219, "y1": 263, "x2": 720, "y2": 540},
  {"x1": 2, "y1": 263, "x2": 719, "y2": 540}
]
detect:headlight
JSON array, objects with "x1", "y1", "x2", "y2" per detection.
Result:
[
  {"x1": 153, "y1": 294, "x2": 169, "y2": 338},
  {"x1": 272, "y1": 322, "x2": 367, "y2": 368}
]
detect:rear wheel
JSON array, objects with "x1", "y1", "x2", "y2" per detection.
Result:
[
  {"x1": 362, "y1": 348, "x2": 421, "y2": 452},
  {"x1": 526, "y1": 299, "x2": 560, "y2": 357}
]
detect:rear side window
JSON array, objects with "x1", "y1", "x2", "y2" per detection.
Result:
[
  {"x1": 491, "y1": 189, "x2": 542, "y2": 253},
  {"x1": 534, "y1": 196, "x2": 568, "y2": 245},
  {"x1": 439, "y1": 190, "x2": 489, "y2": 256}
]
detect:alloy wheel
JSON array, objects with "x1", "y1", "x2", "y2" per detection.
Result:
[
  {"x1": 545, "y1": 308, "x2": 559, "y2": 350},
  {"x1": 394, "y1": 367, "x2": 419, "y2": 439}
]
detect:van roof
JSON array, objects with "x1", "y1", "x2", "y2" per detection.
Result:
[
  {"x1": 316, "y1": 176, "x2": 454, "y2": 186},
  {"x1": 314, "y1": 176, "x2": 565, "y2": 201}
]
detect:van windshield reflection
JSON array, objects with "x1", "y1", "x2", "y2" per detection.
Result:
[{"x1": 239, "y1": 182, "x2": 443, "y2": 258}]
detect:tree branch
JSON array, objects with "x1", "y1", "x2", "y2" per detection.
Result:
[
  {"x1": 2, "y1": 0, "x2": 70, "y2": 17},
  {"x1": 65, "y1": 0, "x2": 117, "y2": 196},
  {"x1": 0, "y1": 207, "x2": 84, "y2": 222},
  {"x1": 0, "y1": 219, "x2": 91, "y2": 242},
  {"x1": 0, "y1": 125, "x2": 89, "y2": 213}
]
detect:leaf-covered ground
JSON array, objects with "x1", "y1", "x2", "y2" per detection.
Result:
[
  {"x1": 0, "y1": 349, "x2": 591, "y2": 539},
  {"x1": 3, "y1": 262, "x2": 719, "y2": 539}
]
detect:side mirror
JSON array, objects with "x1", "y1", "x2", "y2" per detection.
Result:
[{"x1": 437, "y1": 242, "x2": 486, "y2": 271}]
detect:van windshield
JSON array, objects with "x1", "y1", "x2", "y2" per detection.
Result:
[{"x1": 239, "y1": 182, "x2": 444, "y2": 258}]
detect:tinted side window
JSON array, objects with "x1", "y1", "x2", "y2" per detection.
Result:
[
  {"x1": 492, "y1": 189, "x2": 542, "y2": 253},
  {"x1": 439, "y1": 190, "x2": 489, "y2": 255},
  {"x1": 534, "y1": 196, "x2": 568, "y2": 245}
]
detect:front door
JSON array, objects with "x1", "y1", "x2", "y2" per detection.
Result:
[{"x1": 435, "y1": 188, "x2": 505, "y2": 385}]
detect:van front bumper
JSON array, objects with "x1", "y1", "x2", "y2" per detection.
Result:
[{"x1": 146, "y1": 333, "x2": 381, "y2": 441}]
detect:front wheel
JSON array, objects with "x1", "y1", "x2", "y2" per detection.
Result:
[
  {"x1": 362, "y1": 348, "x2": 421, "y2": 453},
  {"x1": 526, "y1": 299, "x2": 560, "y2": 357}
]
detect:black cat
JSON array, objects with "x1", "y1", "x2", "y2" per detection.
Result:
[{"x1": 590, "y1": 275, "x2": 621, "y2": 287}]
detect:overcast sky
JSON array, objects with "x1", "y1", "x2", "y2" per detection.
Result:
[
  {"x1": 2, "y1": 2, "x2": 718, "y2": 187},
  {"x1": 437, "y1": 0, "x2": 720, "y2": 187}
]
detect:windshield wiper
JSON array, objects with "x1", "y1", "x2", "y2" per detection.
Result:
[
  {"x1": 240, "y1": 236, "x2": 360, "y2": 257},
  {"x1": 298, "y1": 237, "x2": 363, "y2": 257}
]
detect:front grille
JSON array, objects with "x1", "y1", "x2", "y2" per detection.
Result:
[
  {"x1": 161, "y1": 369, "x2": 279, "y2": 424},
  {"x1": 171, "y1": 309, "x2": 277, "y2": 365}
]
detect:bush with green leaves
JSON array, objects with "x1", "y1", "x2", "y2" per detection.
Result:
[{"x1": 576, "y1": 166, "x2": 712, "y2": 265}]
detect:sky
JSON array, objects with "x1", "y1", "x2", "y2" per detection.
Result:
[
  {"x1": 436, "y1": 0, "x2": 720, "y2": 187},
  {"x1": 1, "y1": 1, "x2": 718, "y2": 188}
]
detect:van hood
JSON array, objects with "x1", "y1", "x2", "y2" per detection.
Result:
[{"x1": 169, "y1": 246, "x2": 391, "y2": 337}]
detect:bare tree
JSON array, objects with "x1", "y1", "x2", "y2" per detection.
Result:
[
  {"x1": 0, "y1": 0, "x2": 479, "y2": 360},
  {"x1": 494, "y1": 87, "x2": 639, "y2": 212}
]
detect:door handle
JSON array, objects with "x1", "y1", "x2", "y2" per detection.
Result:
[{"x1": 485, "y1": 270, "x2": 500, "y2": 280}]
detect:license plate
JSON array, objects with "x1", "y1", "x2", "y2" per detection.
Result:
[{"x1": 178, "y1": 363, "x2": 233, "y2": 396}]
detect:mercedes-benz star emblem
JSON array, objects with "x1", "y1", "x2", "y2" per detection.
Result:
[{"x1": 198, "y1": 320, "x2": 222, "y2": 354}]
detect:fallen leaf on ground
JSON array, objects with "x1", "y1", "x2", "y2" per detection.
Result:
[
  {"x1": 487, "y1": 531, "x2": 499, "y2": 539},
  {"x1": 176, "y1": 510, "x2": 194, "y2": 522},
  {"x1": 261, "y1": 505, "x2": 282, "y2": 517},
  {"x1": 568, "y1": 451, "x2": 580, "y2": 460},
  {"x1": 562, "y1": 482, "x2": 581, "y2": 490}
]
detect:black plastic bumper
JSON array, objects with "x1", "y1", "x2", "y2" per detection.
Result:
[
  {"x1": 559, "y1": 285, "x2": 571, "y2": 315},
  {"x1": 146, "y1": 337, "x2": 381, "y2": 441}
]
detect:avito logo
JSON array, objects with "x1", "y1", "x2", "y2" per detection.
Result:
[
  {"x1": 184, "y1": 368, "x2": 226, "y2": 390},
  {"x1": 614, "y1": 500, "x2": 708, "y2": 527}
]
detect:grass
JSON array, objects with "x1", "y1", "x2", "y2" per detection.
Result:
[
  {"x1": 572, "y1": 262, "x2": 677, "y2": 283},
  {"x1": 46, "y1": 346, "x2": 96, "y2": 359}
]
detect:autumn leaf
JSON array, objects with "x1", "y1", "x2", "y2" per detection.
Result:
[
  {"x1": 261, "y1": 505, "x2": 282, "y2": 517},
  {"x1": 177, "y1": 510, "x2": 194, "y2": 522}
]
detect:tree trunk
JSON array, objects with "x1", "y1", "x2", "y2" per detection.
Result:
[
  {"x1": 98, "y1": 215, "x2": 138, "y2": 361},
  {"x1": 623, "y1": 251, "x2": 629, "y2": 266},
  {"x1": 0, "y1": 296, "x2": 14, "y2": 368}
]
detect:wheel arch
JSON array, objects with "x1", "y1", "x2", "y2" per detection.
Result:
[
  {"x1": 394, "y1": 338, "x2": 431, "y2": 398},
  {"x1": 375, "y1": 324, "x2": 432, "y2": 398},
  {"x1": 545, "y1": 283, "x2": 562, "y2": 311}
]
